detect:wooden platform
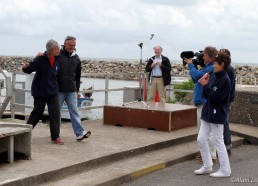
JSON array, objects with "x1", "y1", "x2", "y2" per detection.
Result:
[{"x1": 103, "y1": 102, "x2": 197, "y2": 132}]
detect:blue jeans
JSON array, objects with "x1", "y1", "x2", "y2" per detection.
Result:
[
  {"x1": 224, "y1": 120, "x2": 232, "y2": 150},
  {"x1": 59, "y1": 92, "x2": 85, "y2": 137},
  {"x1": 224, "y1": 104, "x2": 232, "y2": 150}
]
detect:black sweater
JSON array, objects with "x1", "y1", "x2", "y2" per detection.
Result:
[
  {"x1": 23, "y1": 53, "x2": 59, "y2": 98},
  {"x1": 201, "y1": 70, "x2": 230, "y2": 124}
]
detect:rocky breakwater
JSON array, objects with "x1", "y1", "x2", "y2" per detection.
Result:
[
  {"x1": 0, "y1": 56, "x2": 33, "y2": 72},
  {"x1": 0, "y1": 56, "x2": 258, "y2": 83},
  {"x1": 81, "y1": 59, "x2": 146, "y2": 80}
]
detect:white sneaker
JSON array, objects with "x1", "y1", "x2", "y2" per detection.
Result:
[
  {"x1": 194, "y1": 166, "x2": 212, "y2": 175},
  {"x1": 76, "y1": 131, "x2": 91, "y2": 141},
  {"x1": 210, "y1": 169, "x2": 230, "y2": 177}
]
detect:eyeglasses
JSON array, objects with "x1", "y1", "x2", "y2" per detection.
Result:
[{"x1": 64, "y1": 36, "x2": 76, "y2": 42}]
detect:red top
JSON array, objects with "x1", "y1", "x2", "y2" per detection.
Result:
[{"x1": 49, "y1": 56, "x2": 56, "y2": 68}]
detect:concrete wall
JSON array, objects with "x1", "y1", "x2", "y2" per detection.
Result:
[{"x1": 229, "y1": 88, "x2": 258, "y2": 127}]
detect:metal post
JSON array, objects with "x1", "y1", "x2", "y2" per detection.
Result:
[
  {"x1": 8, "y1": 136, "x2": 14, "y2": 163},
  {"x1": 105, "y1": 76, "x2": 109, "y2": 105},
  {"x1": 11, "y1": 73, "x2": 16, "y2": 118}
]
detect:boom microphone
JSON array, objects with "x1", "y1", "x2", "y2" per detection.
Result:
[{"x1": 150, "y1": 34, "x2": 154, "y2": 40}]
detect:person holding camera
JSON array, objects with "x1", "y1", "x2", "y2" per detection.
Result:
[
  {"x1": 145, "y1": 45, "x2": 171, "y2": 103},
  {"x1": 194, "y1": 51, "x2": 232, "y2": 177},
  {"x1": 184, "y1": 46, "x2": 218, "y2": 164},
  {"x1": 22, "y1": 39, "x2": 63, "y2": 145}
]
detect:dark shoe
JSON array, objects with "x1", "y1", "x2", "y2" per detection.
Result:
[
  {"x1": 212, "y1": 158, "x2": 218, "y2": 164},
  {"x1": 227, "y1": 149, "x2": 232, "y2": 156},
  {"x1": 195, "y1": 153, "x2": 203, "y2": 164},
  {"x1": 52, "y1": 138, "x2": 64, "y2": 145}
]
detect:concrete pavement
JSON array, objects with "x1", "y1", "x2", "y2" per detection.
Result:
[
  {"x1": 0, "y1": 118, "x2": 198, "y2": 185},
  {"x1": 0, "y1": 118, "x2": 257, "y2": 186},
  {"x1": 121, "y1": 145, "x2": 258, "y2": 186}
]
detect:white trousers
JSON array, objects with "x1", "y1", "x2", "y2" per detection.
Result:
[
  {"x1": 197, "y1": 105, "x2": 217, "y2": 159},
  {"x1": 197, "y1": 119, "x2": 231, "y2": 173}
]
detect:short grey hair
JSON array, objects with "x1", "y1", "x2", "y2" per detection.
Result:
[
  {"x1": 153, "y1": 45, "x2": 163, "y2": 52},
  {"x1": 46, "y1": 39, "x2": 60, "y2": 53}
]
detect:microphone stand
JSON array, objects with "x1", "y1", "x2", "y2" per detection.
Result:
[{"x1": 122, "y1": 40, "x2": 150, "y2": 109}]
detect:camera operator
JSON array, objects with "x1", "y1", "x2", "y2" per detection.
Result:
[
  {"x1": 184, "y1": 46, "x2": 218, "y2": 164},
  {"x1": 145, "y1": 45, "x2": 171, "y2": 103}
]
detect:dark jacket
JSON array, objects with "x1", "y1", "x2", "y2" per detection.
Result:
[
  {"x1": 145, "y1": 55, "x2": 171, "y2": 86},
  {"x1": 201, "y1": 70, "x2": 230, "y2": 124},
  {"x1": 57, "y1": 47, "x2": 82, "y2": 92},
  {"x1": 227, "y1": 65, "x2": 235, "y2": 103},
  {"x1": 22, "y1": 53, "x2": 59, "y2": 97},
  {"x1": 188, "y1": 62, "x2": 214, "y2": 105}
]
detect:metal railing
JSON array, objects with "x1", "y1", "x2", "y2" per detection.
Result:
[
  {"x1": 0, "y1": 69, "x2": 12, "y2": 117},
  {"x1": 3, "y1": 70, "x2": 255, "y2": 118},
  {"x1": 10, "y1": 72, "x2": 146, "y2": 118},
  {"x1": 7, "y1": 71, "x2": 195, "y2": 118}
]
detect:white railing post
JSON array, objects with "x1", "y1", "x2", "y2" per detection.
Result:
[
  {"x1": 105, "y1": 76, "x2": 109, "y2": 105},
  {"x1": 11, "y1": 73, "x2": 16, "y2": 118},
  {"x1": 0, "y1": 69, "x2": 12, "y2": 118}
]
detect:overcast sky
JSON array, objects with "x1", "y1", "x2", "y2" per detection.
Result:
[{"x1": 0, "y1": 0, "x2": 257, "y2": 63}]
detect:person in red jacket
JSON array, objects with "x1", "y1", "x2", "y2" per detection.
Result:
[{"x1": 22, "y1": 39, "x2": 64, "y2": 145}]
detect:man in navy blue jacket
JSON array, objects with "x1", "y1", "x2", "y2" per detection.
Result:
[
  {"x1": 23, "y1": 39, "x2": 63, "y2": 145},
  {"x1": 220, "y1": 49, "x2": 235, "y2": 156}
]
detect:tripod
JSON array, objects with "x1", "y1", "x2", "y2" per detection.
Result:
[{"x1": 122, "y1": 35, "x2": 154, "y2": 109}]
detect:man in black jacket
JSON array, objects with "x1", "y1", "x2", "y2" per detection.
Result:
[
  {"x1": 58, "y1": 36, "x2": 91, "y2": 141},
  {"x1": 145, "y1": 45, "x2": 171, "y2": 103}
]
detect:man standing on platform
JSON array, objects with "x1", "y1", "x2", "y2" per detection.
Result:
[{"x1": 145, "y1": 45, "x2": 171, "y2": 103}]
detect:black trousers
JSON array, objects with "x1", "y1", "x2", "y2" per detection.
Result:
[{"x1": 27, "y1": 95, "x2": 60, "y2": 140}]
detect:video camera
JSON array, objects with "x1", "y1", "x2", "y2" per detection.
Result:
[{"x1": 180, "y1": 51, "x2": 205, "y2": 68}]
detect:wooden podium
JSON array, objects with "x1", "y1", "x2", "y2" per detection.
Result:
[{"x1": 103, "y1": 102, "x2": 197, "y2": 132}]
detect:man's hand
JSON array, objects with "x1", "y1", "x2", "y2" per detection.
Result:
[
  {"x1": 151, "y1": 61, "x2": 161, "y2": 68},
  {"x1": 156, "y1": 61, "x2": 161, "y2": 66},
  {"x1": 37, "y1": 52, "x2": 44, "y2": 56},
  {"x1": 184, "y1": 58, "x2": 193, "y2": 64},
  {"x1": 151, "y1": 62, "x2": 156, "y2": 68}
]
